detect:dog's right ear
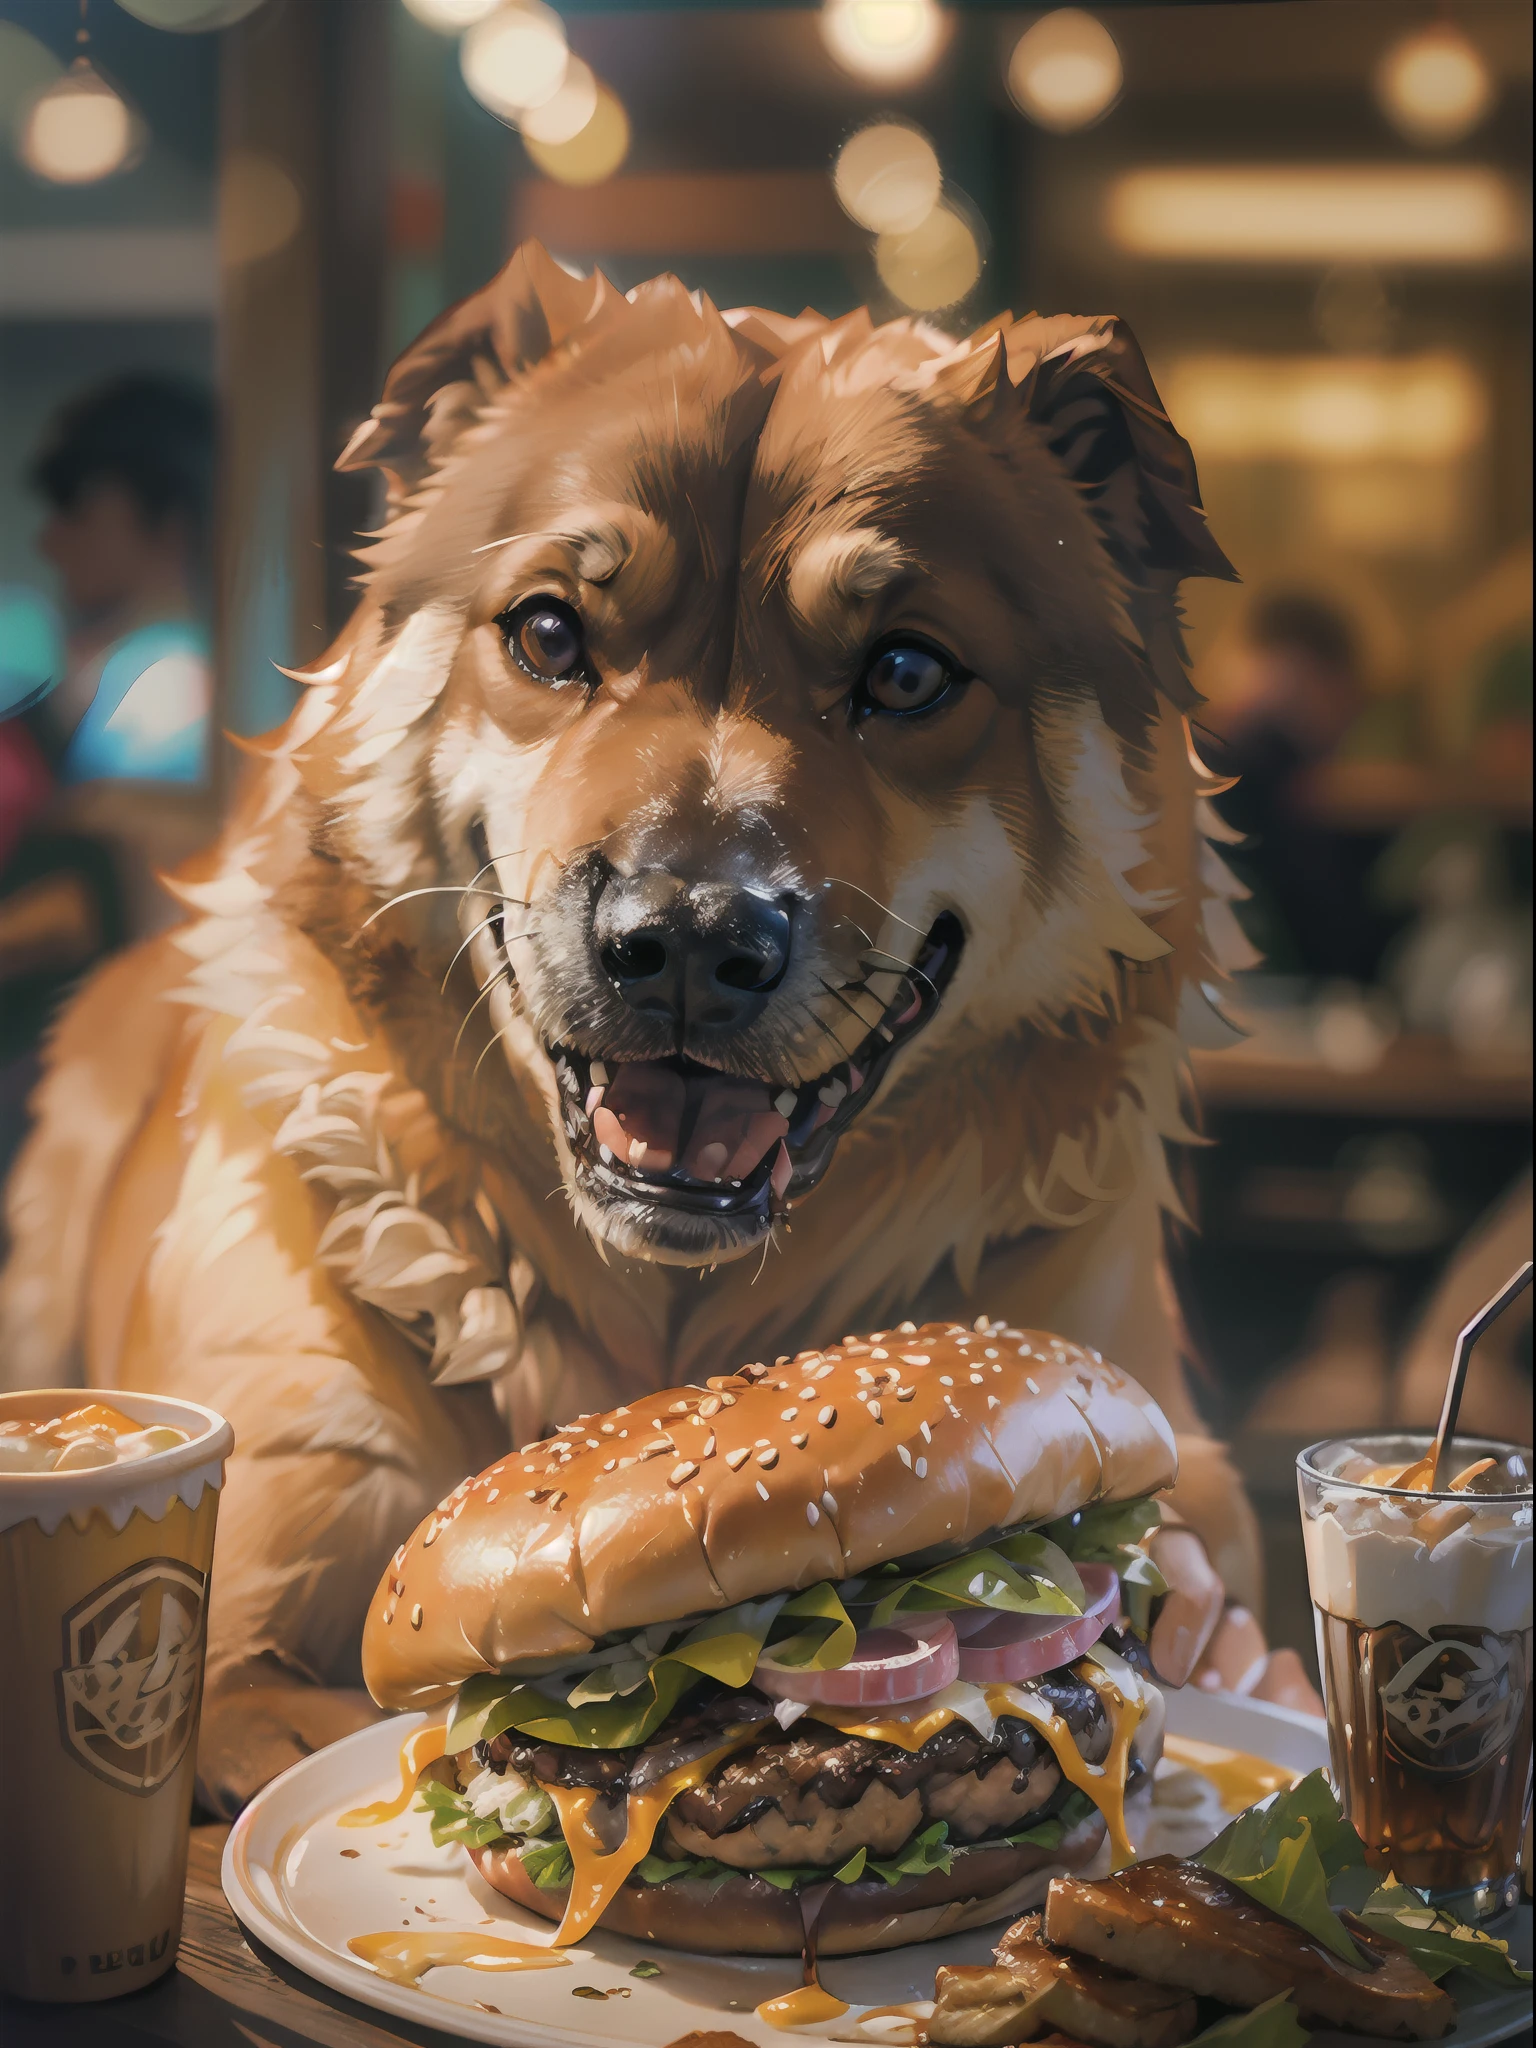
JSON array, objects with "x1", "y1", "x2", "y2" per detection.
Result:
[{"x1": 338, "y1": 242, "x2": 616, "y2": 503}]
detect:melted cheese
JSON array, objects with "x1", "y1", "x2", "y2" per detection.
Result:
[
  {"x1": 1162, "y1": 1734, "x2": 1296, "y2": 1814},
  {"x1": 757, "y1": 1980, "x2": 852, "y2": 2029},
  {"x1": 806, "y1": 1671, "x2": 1145, "y2": 1870},
  {"x1": 338, "y1": 1719, "x2": 448, "y2": 1828},
  {"x1": 347, "y1": 1930, "x2": 568, "y2": 1983},
  {"x1": 543, "y1": 1723, "x2": 769, "y2": 1945}
]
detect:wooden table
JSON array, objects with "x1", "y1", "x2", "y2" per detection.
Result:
[{"x1": 0, "y1": 1827, "x2": 468, "y2": 2048}]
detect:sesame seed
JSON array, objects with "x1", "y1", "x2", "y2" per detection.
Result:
[
  {"x1": 669, "y1": 1400, "x2": 689, "y2": 1414},
  {"x1": 698, "y1": 1396, "x2": 721, "y2": 1418},
  {"x1": 640, "y1": 1440, "x2": 673, "y2": 1461},
  {"x1": 974, "y1": 1316, "x2": 989, "y2": 1333},
  {"x1": 806, "y1": 1501, "x2": 821, "y2": 1525},
  {"x1": 781, "y1": 1408, "x2": 798, "y2": 1421},
  {"x1": 757, "y1": 1448, "x2": 779, "y2": 1470},
  {"x1": 992, "y1": 1364, "x2": 1003, "y2": 1373},
  {"x1": 702, "y1": 1435, "x2": 717, "y2": 1458},
  {"x1": 1026, "y1": 1377, "x2": 1040, "y2": 1395},
  {"x1": 719, "y1": 1392, "x2": 737, "y2": 1407},
  {"x1": 486, "y1": 1488, "x2": 499, "y2": 1503},
  {"x1": 870, "y1": 1348, "x2": 888, "y2": 1360},
  {"x1": 391, "y1": 1577, "x2": 404, "y2": 1596},
  {"x1": 868, "y1": 1400, "x2": 883, "y2": 1423},
  {"x1": 726, "y1": 1447, "x2": 751, "y2": 1471},
  {"x1": 938, "y1": 1375, "x2": 953, "y2": 1387},
  {"x1": 422, "y1": 1525, "x2": 437, "y2": 1547},
  {"x1": 915, "y1": 1458, "x2": 928, "y2": 1479},
  {"x1": 618, "y1": 1456, "x2": 636, "y2": 1469},
  {"x1": 856, "y1": 1368, "x2": 875, "y2": 1384},
  {"x1": 669, "y1": 1461, "x2": 699, "y2": 1487},
  {"x1": 900, "y1": 1353, "x2": 930, "y2": 1367},
  {"x1": 818, "y1": 1406, "x2": 837, "y2": 1427},
  {"x1": 822, "y1": 1490, "x2": 838, "y2": 1515},
  {"x1": 586, "y1": 1438, "x2": 599, "y2": 1449},
  {"x1": 791, "y1": 1431, "x2": 808, "y2": 1448},
  {"x1": 799, "y1": 1388, "x2": 816, "y2": 1400},
  {"x1": 756, "y1": 1481, "x2": 771, "y2": 1502},
  {"x1": 988, "y1": 1395, "x2": 1001, "y2": 1410},
  {"x1": 897, "y1": 1444, "x2": 912, "y2": 1468},
  {"x1": 410, "y1": 1604, "x2": 423, "y2": 1630},
  {"x1": 920, "y1": 1420, "x2": 932, "y2": 1443},
  {"x1": 602, "y1": 1459, "x2": 616, "y2": 1473},
  {"x1": 897, "y1": 1321, "x2": 917, "y2": 1335},
  {"x1": 549, "y1": 1490, "x2": 567, "y2": 1509},
  {"x1": 600, "y1": 1423, "x2": 616, "y2": 1435},
  {"x1": 984, "y1": 1348, "x2": 999, "y2": 1360},
  {"x1": 384, "y1": 1605, "x2": 395, "y2": 1625},
  {"x1": 755, "y1": 1437, "x2": 772, "y2": 1448},
  {"x1": 525, "y1": 1488, "x2": 547, "y2": 1502},
  {"x1": 392, "y1": 1546, "x2": 406, "y2": 1568},
  {"x1": 896, "y1": 1385, "x2": 915, "y2": 1401},
  {"x1": 969, "y1": 1373, "x2": 984, "y2": 1384}
]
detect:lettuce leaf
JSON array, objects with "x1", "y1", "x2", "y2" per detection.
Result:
[
  {"x1": 519, "y1": 1838, "x2": 574, "y2": 1891},
  {"x1": 1357, "y1": 1878, "x2": 1533, "y2": 1986},
  {"x1": 752, "y1": 1582, "x2": 859, "y2": 1674},
  {"x1": 868, "y1": 1530, "x2": 1083, "y2": 1626},
  {"x1": 1047, "y1": 1497, "x2": 1166, "y2": 1634},
  {"x1": 415, "y1": 1777, "x2": 509, "y2": 1850},
  {"x1": 1198, "y1": 1770, "x2": 1367, "y2": 1967},
  {"x1": 1187, "y1": 1991, "x2": 1308, "y2": 2048}
]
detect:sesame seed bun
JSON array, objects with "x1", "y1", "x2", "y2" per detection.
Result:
[{"x1": 362, "y1": 1321, "x2": 1177, "y2": 1711}]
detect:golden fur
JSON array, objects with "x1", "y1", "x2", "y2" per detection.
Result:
[{"x1": 2, "y1": 246, "x2": 1261, "y2": 1810}]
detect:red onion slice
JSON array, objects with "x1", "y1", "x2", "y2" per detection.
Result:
[
  {"x1": 752, "y1": 1614, "x2": 959, "y2": 1707},
  {"x1": 954, "y1": 1563, "x2": 1121, "y2": 1686}
]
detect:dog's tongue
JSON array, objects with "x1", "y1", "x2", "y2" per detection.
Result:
[{"x1": 590, "y1": 1062, "x2": 789, "y2": 1182}]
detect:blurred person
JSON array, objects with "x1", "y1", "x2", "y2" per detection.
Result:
[
  {"x1": 27, "y1": 372, "x2": 215, "y2": 786},
  {"x1": 1200, "y1": 591, "x2": 1393, "y2": 981}
]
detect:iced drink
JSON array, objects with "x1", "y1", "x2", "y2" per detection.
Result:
[
  {"x1": 0, "y1": 1390, "x2": 233, "y2": 2001},
  {"x1": 1298, "y1": 1433, "x2": 1532, "y2": 1921}
]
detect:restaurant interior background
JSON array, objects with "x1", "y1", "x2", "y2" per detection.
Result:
[{"x1": 0, "y1": 0, "x2": 1530, "y2": 1676}]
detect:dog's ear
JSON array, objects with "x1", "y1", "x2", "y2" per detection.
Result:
[
  {"x1": 997, "y1": 313, "x2": 1236, "y2": 706},
  {"x1": 338, "y1": 241, "x2": 616, "y2": 503}
]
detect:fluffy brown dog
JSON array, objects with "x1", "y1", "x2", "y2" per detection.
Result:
[{"x1": 1, "y1": 246, "x2": 1278, "y2": 1813}]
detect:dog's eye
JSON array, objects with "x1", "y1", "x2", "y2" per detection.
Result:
[
  {"x1": 498, "y1": 597, "x2": 589, "y2": 686},
  {"x1": 856, "y1": 638, "x2": 964, "y2": 719}
]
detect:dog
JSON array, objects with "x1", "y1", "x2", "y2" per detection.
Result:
[{"x1": 2, "y1": 245, "x2": 1280, "y2": 1814}]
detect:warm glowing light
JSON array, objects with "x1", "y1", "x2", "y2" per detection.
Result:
[
  {"x1": 1159, "y1": 354, "x2": 1486, "y2": 464},
  {"x1": 1375, "y1": 25, "x2": 1493, "y2": 147},
  {"x1": 820, "y1": 0, "x2": 948, "y2": 86},
  {"x1": 875, "y1": 198, "x2": 982, "y2": 311},
  {"x1": 523, "y1": 85, "x2": 629, "y2": 187},
  {"x1": 1007, "y1": 10, "x2": 1122, "y2": 133},
  {"x1": 400, "y1": 0, "x2": 502, "y2": 28},
  {"x1": 18, "y1": 59, "x2": 135, "y2": 186},
  {"x1": 0, "y1": 24, "x2": 61, "y2": 139},
  {"x1": 114, "y1": 0, "x2": 268, "y2": 27},
  {"x1": 461, "y1": 2, "x2": 569, "y2": 120},
  {"x1": 519, "y1": 58, "x2": 599, "y2": 146},
  {"x1": 1107, "y1": 165, "x2": 1526, "y2": 264},
  {"x1": 834, "y1": 121, "x2": 941, "y2": 234},
  {"x1": 220, "y1": 148, "x2": 303, "y2": 266}
]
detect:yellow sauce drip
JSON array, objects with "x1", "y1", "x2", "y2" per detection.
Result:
[
  {"x1": 803, "y1": 1697, "x2": 971, "y2": 1751},
  {"x1": 1161, "y1": 1734, "x2": 1298, "y2": 1813},
  {"x1": 338, "y1": 1719, "x2": 449, "y2": 1828},
  {"x1": 980, "y1": 1671, "x2": 1143, "y2": 1871},
  {"x1": 346, "y1": 1930, "x2": 569, "y2": 1984},
  {"x1": 543, "y1": 1722, "x2": 769, "y2": 1946},
  {"x1": 756, "y1": 1979, "x2": 852, "y2": 2030}
]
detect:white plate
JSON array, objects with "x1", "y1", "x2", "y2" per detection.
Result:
[{"x1": 223, "y1": 1688, "x2": 1531, "y2": 2047}]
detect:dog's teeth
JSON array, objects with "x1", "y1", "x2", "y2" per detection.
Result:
[
  {"x1": 774, "y1": 1088, "x2": 798, "y2": 1118},
  {"x1": 585, "y1": 1086, "x2": 605, "y2": 1116},
  {"x1": 599, "y1": 1144, "x2": 613, "y2": 1164},
  {"x1": 628, "y1": 1138, "x2": 648, "y2": 1166},
  {"x1": 590, "y1": 1060, "x2": 609, "y2": 1086},
  {"x1": 817, "y1": 1075, "x2": 847, "y2": 1108}
]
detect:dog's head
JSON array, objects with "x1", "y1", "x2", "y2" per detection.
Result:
[{"x1": 294, "y1": 245, "x2": 1232, "y2": 1267}]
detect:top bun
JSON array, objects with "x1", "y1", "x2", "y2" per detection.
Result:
[{"x1": 363, "y1": 1319, "x2": 1177, "y2": 1710}]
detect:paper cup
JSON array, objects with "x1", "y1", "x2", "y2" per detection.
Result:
[{"x1": 0, "y1": 1389, "x2": 233, "y2": 2001}]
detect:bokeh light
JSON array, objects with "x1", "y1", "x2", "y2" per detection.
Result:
[
  {"x1": 834, "y1": 120, "x2": 942, "y2": 234},
  {"x1": 221, "y1": 149, "x2": 304, "y2": 266},
  {"x1": 1007, "y1": 9, "x2": 1122, "y2": 134},
  {"x1": 18, "y1": 59, "x2": 136, "y2": 186},
  {"x1": 875, "y1": 196, "x2": 983, "y2": 311},
  {"x1": 114, "y1": 0, "x2": 269, "y2": 28},
  {"x1": 519, "y1": 57, "x2": 600, "y2": 147},
  {"x1": 0, "y1": 23, "x2": 61, "y2": 145},
  {"x1": 400, "y1": 0, "x2": 503, "y2": 29},
  {"x1": 460, "y1": 2, "x2": 570, "y2": 120},
  {"x1": 820, "y1": 0, "x2": 948, "y2": 87},
  {"x1": 522, "y1": 85, "x2": 630, "y2": 187},
  {"x1": 1375, "y1": 25, "x2": 1492, "y2": 148}
]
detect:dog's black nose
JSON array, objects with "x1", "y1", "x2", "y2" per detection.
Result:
[{"x1": 594, "y1": 870, "x2": 792, "y2": 1031}]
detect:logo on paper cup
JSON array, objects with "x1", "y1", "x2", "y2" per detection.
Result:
[{"x1": 55, "y1": 1557, "x2": 207, "y2": 1794}]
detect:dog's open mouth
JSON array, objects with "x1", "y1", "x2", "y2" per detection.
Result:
[{"x1": 548, "y1": 912, "x2": 963, "y2": 1229}]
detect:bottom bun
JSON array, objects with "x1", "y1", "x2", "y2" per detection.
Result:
[{"x1": 468, "y1": 1809, "x2": 1108, "y2": 1956}]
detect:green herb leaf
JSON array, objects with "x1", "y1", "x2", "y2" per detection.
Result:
[
  {"x1": 833, "y1": 1847, "x2": 867, "y2": 1883},
  {"x1": 1048, "y1": 1496, "x2": 1162, "y2": 1559},
  {"x1": 630, "y1": 1961, "x2": 663, "y2": 1978},
  {"x1": 760, "y1": 1583, "x2": 858, "y2": 1672},
  {"x1": 1358, "y1": 1878, "x2": 1533, "y2": 1986},
  {"x1": 1187, "y1": 1991, "x2": 1308, "y2": 2048},
  {"x1": 1198, "y1": 1770, "x2": 1367, "y2": 1966},
  {"x1": 413, "y1": 1778, "x2": 509, "y2": 1850},
  {"x1": 519, "y1": 1838, "x2": 574, "y2": 1892},
  {"x1": 869, "y1": 1536, "x2": 1082, "y2": 1627}
]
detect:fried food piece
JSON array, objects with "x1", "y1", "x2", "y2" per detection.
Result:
[
  {"x1": 929, "y1": 1914, "x2": 1197, "y2": 2048},
  {"x1": 1044, "y1": 1860, "x2": 1456, "y2": 2040}
]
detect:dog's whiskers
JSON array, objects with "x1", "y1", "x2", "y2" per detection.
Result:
[
  {"x1": 453, "y1": 961, "x2": 516, "y2": 1058},
  {"x1": 352, "y1": 883, "x2": 528, "y2": 946},
  {"x1": 859, "y1": 948, "x2": 937, "y2": 997},
  {"x1": 824, "y1": 877, "x2": 928, "y2": 939}
]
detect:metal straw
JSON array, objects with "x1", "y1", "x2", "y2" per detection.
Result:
[{"x1": 1428, "y1": 1260, "x2": 1533, "y2": 1491}]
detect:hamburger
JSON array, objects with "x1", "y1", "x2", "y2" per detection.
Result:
[{"x1": 360, "y1": 1318, "x2": 1176, "y2": 1956}]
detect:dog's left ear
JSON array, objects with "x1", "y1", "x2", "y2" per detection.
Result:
[
  {"x1": 998, "y1": 314, "x2": 1235, "y2": 705},
  {"x1": 338, "y1": 241, "x2": 616, "y2": 503}
]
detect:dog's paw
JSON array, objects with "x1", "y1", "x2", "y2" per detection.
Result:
[{"x1": 196, "y1": 1662, "x2": 385, "y2": 1819}]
